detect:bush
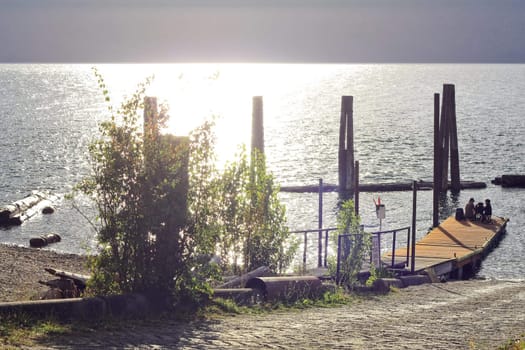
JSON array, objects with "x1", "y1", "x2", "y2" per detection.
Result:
[
  {"x1": 332, "y1": 199, "x2": 370, "y2": 287},
  {"x1": 78, "y1": 71, "x2": 296, "y2": 306},
  {"x1": 78, "y1": 72, "x2": 209, "y2": 303}
]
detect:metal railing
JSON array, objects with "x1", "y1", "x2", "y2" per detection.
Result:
[
  {"x1": 370, "y1": 226, "x2": 411, "y2": 269},
  {"x1": 291, "y1": 225, "x2": 412, "y2": 274},
  {"x1": 289, "y1": 227, "x2": 338, "y2": 268}
]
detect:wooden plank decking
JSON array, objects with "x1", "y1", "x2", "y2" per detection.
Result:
[{"x1": 385, "y1": 216, "x2": 509, "y2": 279}]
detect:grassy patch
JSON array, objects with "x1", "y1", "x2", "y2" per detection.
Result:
[
  {"x1": 0, "y1": 313, "x2": 70, "y2": 348},
  {"x1": 498, "y1": 334, "x2": 525, "y2": 350}
]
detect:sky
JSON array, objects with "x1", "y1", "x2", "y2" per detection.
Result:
[{"x1": 0, "y1": 0, "x2": 524, "y2": 63}]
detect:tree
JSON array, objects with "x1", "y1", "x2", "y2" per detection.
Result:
[
  {"x1": 243, "y1": 149, "x2": 296, "y2": 273},
  {"x1": 214, "y1": 147, "x2": 249, "y2": 274},
  {"x1": 78, "y1": 72, "x2": 207, "y2": 302},
  {"x1": 79, "y1": 71, "x2": 296, "y2": 303},
  {"x1": 188, "y1": 141, "x2": 297, "y2": 275}
]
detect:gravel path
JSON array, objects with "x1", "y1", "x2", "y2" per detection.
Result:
[
  {"x1": 1, "y1": 244, "x2": 523, "y2": 349},
  {"x1": 31, "y1": 279, "x2": 525, "y2": 350}
]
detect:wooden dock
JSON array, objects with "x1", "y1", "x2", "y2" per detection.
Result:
[{"x1": 385, "y1": 216, "x2": 509, "y2": 280}]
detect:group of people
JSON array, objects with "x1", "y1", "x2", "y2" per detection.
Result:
[{"x1": 465, "y1": 198, "x2": 492, "y2": 223}]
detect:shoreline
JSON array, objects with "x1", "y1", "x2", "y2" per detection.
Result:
[{"x1": 0, "y1": 243, "x2": 89, "y2": 302}]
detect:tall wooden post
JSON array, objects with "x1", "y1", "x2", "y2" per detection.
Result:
[
  {"x1": 440, "y1": 88, "x2": 450, "y2": 191},
  {"x1": 439, "y1": 84, "x2": 460, "y2": 192},
  {"x1": 448, "y1": 85, "x2": 460, "y2": 191},
  {"x1": 433, "y1": 93, "x2": 441, "y2": 227},
  {"x1": 318, "y1": 178, "x2": 323, "y2": 268},
  {"x1": 338, "y1": 96, "x2": 354, "y2": 193},
  {"x1": 144, "y1": 97, "x2": 159, "y2": 139},
  {"x1": 251, "y1": 96, "x2": 264, "y2": 156},
  {"x1": 354, "y1": 160, "x2": 360, "y2": 216},
  {"x1": 410, "y1": 181, "x2": 417, "y2": 273}
]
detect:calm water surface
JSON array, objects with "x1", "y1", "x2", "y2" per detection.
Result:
[{"x1": 0, "y1": 64, "x2": 523, "y2": 279}]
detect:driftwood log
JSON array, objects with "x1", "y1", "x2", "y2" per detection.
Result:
[
  {"x1": 44, "y1": 267, "x2": 90, "y2": 290},
  {"x1": 0, "y1": 191, "x2": 57, "y2": 225},
  {"x1": 39, "y1": 278, "x2": 80, "y2": 299},
  {"x1": 30, "y1": 233, "x2": 61, "y2": 248},
  {"x1": 217, "y1": 266, "x2": 271, "y2": 289},
  {"x1": 39, "y1": 268, "x2": 90, "y2": 299}
]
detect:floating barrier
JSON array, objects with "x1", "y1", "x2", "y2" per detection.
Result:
[
  {"x1": 280, "y1": 180, "x2": 486, "y2": 193},
  {"x1": 492, "y1": 175, "x2": 525, "y2": 188}
]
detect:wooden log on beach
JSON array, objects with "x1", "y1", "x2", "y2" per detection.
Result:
[
  {"x1": 44, "y1": 267, "x2": 90, "y2": 290},
  {"x1": 0, "y1": 191, "x2": 56, "y2": 226},
  {"x1": 39, "y1": 278, "x2": 80, "y2": 299},
  {"x1": 30, "y1": 233, "x2": 61, "y2": 248},
  {"x1": 217, "y1": 266, "x2": 271, "y2": 289}
]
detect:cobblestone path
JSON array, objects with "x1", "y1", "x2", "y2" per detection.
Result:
[{"x1": 28, "y1": 279, "x2": 525, "y2": 350}]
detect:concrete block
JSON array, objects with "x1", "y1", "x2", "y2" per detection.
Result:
[
  {"x1": 399, "y1": 275, "x2": 431, "y2": 287},
  {"x1": 372, "y1": 278, "x2": 404, "y2": 293}
]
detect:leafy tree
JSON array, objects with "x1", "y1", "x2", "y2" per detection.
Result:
[
  {"x1": 187, "y1": 126, "x2": 296, "y2": 274},
  {"x1": 243, "y1": 149, "x2": 297, "y2": 273},
  {"x1": 214, "y1": 147, "x2": 249, "y2": 274},
  {"x1": 186, "y1": 120, "x2": 220, "y2": 259},
  {"x1": 78, "y1": 72, "x2": 207, "y2": 302},
  {"x1": 79, "y1": 71, "x2": 296, "y2": 303}
]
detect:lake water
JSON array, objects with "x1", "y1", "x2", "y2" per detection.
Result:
[{"x1": 0, "y1": 64, "x2": 524, "y2": 279}]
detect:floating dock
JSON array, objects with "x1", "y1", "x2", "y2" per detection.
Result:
[{"x1": 385, "y1": 216, "x2": 508, "y2": 280}]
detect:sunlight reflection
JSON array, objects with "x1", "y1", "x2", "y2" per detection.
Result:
[{"x1": 95, "y1": 63, "x2": 351, "y2": 165}]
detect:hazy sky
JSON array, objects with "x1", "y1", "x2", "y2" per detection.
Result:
[{"x1": 1, "y1": 0, "x2": 524, "y2": 63}]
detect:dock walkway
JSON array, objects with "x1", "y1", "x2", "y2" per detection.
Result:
[{"x1": 386, "y1": 216, "x2": 508, "y2": 280}]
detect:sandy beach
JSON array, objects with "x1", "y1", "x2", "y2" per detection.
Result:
[{"x1": 0, "y1": 244, "x2": 88, "y2": 302}]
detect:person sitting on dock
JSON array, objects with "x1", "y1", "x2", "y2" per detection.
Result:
[
  {"x1": 483, "y1": 199, "x2": 492, "y2": 223},
  {"x1": 475, "y1": 202, "x2": 485, "y2": 221},
  {"x1": 465, "y1": 198, "x2": 476, "y2": 220}
]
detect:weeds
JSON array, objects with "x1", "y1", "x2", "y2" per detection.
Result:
[
  {"x1": 0, "y1": 313, "x2": 69, "y2": 347},
  {"x1": 498, "y1": 334, "x2": 525, "y2": 350}
]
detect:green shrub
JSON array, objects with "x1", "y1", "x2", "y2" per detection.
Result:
[{"x1": 331, "y1": 199, "x2": 370, "y2": 288}]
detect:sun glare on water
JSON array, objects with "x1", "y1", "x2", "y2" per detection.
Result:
[{"x1": 96, "y1": 63, "x2": 344, "y2": 165}]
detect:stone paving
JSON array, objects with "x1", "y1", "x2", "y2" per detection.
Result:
[{"x1": 27, "y1": 279, "x2": 525, "y2": 350}]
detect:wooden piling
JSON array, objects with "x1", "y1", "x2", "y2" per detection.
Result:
[
  {"x1": 411, "y1": 181, "x2": 417, "y2": 273},
  {"x1": 440, "y1": 89, "x2": 450, "y2": 191},
  {"x1": 318, "y1": 178, "x2": 323, "y2": 268},
  {"x1": 251, "y1": 96, "x2": 264, "y2": 155},
  {"x1": 433, "y1": 93, "x2": 440, "y2": 227},
  {"x1": 438, "y1": 84, "x2": 460, "y2": 192},
  {"x1": 143, "y1": 96, "x2": 159, "y2": 138},
  {"x1": 448, "y1": 85, "x2": 460, "y2": 191},
  {"x1": 338, "y1": 96, "x2": 354, "y2": 193},
  {"x1": 354, "y1": 160, "x2": 360, "y2": 216}
]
